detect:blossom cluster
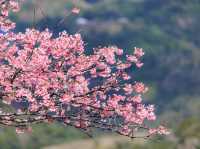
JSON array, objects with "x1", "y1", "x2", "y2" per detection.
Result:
[
  {"x1": 0, "y1": 0, "x2": 169, "y2": 137},
  {"x1": 0, "y1": 0, "x2": 20, "y2": 31}
]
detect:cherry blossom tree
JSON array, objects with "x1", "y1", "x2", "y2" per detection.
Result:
[{"x1": 0, "y1": 0, "x2": 169, "y2": 137}]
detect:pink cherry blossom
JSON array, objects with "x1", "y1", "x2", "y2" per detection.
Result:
[
  {"x1": 115, "y1": 48, "x2": 123, "y2": 55},
  {"x1": 134, "y1": 47, "x2": 145, "y2": 58},
  {"x1": 123, "y1": 84, "x2": 133, "y2": 94},
  {"x1": 126, "y1": 55, "x2": 138, "y2": 63},
  {"x1": 71, "y1": 7, "x2": 80, "y2": 14},
  {"x1": 133, "y1": 82, "x2": 148, "y2": 93},
  {"x1": 136, "y1": 61, "x2": 144, "y2": 68},
  {"x1": 0, "y1": 0, "x2": 169, "y2": 138},
  {"x1": 131, "y1": 95, "x2": 142, "y2": 103}
]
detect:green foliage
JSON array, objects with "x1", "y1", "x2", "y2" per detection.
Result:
[
  {"x1": 110, "y1": 139, "x2": 177, "y2": 149},
  {"x1": 0, "y1": 123, "x2": 86, "y2": 149},
  {"x1": 25, "y1": 123, "x2": 86, "y2": 149},
  {"x1": 176, "y1": 118, "x2": 200, "y2": 141},
  {"x1": 0, "y1": 128, "x2": 20, "y2": 149}
]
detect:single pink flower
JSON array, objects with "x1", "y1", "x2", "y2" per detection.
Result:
[{"x1": 71, "y1": 7, "x2": 80, "y2": 14}]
